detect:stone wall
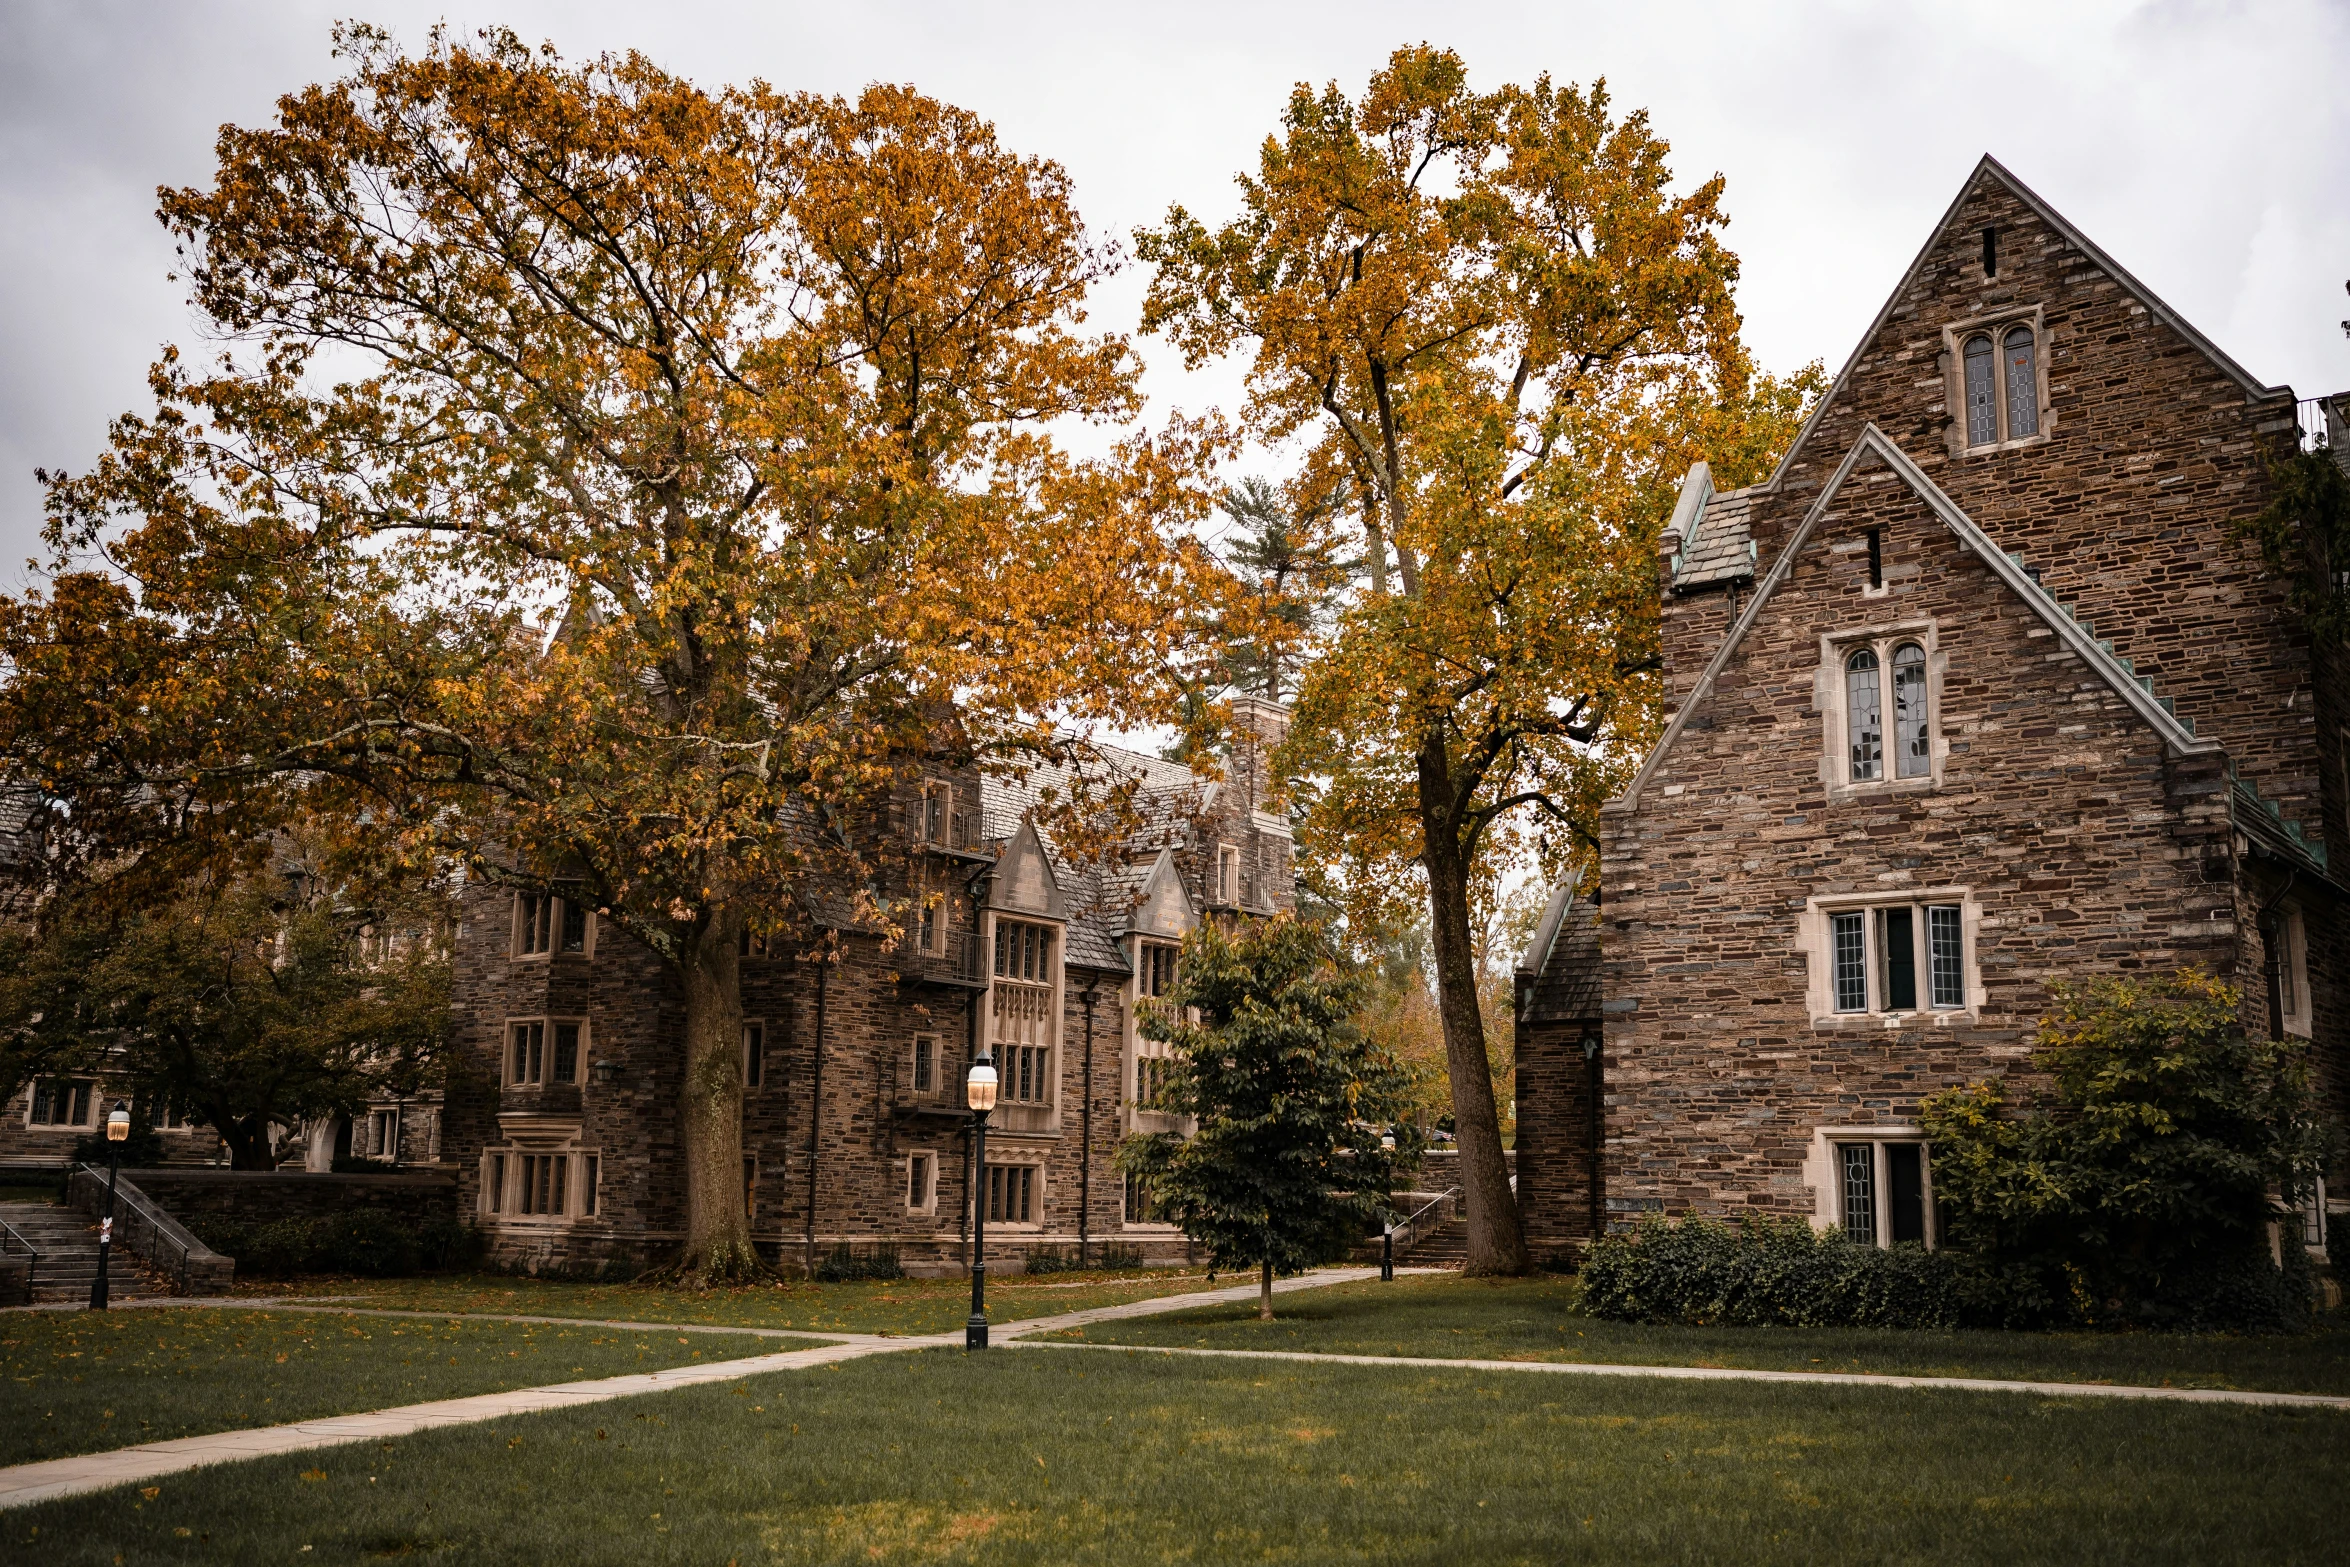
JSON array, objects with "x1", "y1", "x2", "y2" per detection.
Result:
[
  {"x1": 1514, "y1": 1021, "x2": 1602, "y2": 1265},
  {"x1": 123, "y1": 1169, "x2": 459, "y2": 1228}
]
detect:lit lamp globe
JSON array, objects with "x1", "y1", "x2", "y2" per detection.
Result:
[
  {"x1": 106, "y1": 1104, "x2": 131, "y2": 1142},
  {"x1": 966, "y1": 1060, "x2": 998, "y2": 1114}
]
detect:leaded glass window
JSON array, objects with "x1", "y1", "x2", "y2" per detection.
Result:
[
  {"x1": 1841, "y1": 1143, "x2": 1877, "y2": 1244},
  {"x1": 2002, "y1": 326, "x2": 2038, "y2": 438},
  {"x1": 1846, "y1": 648, "x2": 1882, "y2": 781},
  {"x1": 1832, "y1": 911, "x2": 1868, "y2": 1013},
  {"x1": 1964, "y1": 334, "x2": 1997, "y2": 445},
  {"x1": 1928, "y1": 905, "x2": 1964, "y2": 1009},
  {"x1": 1892, "y1": 642, "x2": 1929, "y2": 777},
  {"x1": 1878, "y1": 906, "x2": 1917, "y2": 1012}
]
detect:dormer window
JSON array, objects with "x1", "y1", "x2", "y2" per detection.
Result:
[
  {"x1": 1948, "y1": 311, "x2": 2048, "y2": 451},
  {"x1": 1216, "y1": 844, "x2": 1241, "y2": 905}
]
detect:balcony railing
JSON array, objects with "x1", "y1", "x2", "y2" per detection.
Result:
[
  {"x1": 896, "y1": 926, "x2": 987, "y2": 987},
  {"x1": 2299, "y1": 395, "x2": 2346, "y2": 456}
]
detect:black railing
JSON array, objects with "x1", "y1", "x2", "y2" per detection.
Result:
[
  {"x1": 1384, "y1": 1186, "x2": 1461, "y2": 1254},
  {"x1": 68, "y1": 1164, "x2": 231, "y2": 1296},
  {"x1": 897, "y1": 927, "x2": 987, "y2": 986},
  {"x1": 0, "y1": 1218, "x2": 34, "y2": 1303}
]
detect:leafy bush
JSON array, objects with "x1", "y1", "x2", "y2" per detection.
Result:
[
  {"x1": 197, "y1": 1211, "x2": 478, "y2": 1277},
  {"x1": 811, "y1": 1243, "x2": 902, "y2": 1283},
  {"x1": 330, "y1": 1156, "x2": 400, "y2": 1174},
  {"x1": 1581, "y1": 1214, "x2": 2068, "y2": 1331},
  {"x1": 1022, "y1": 1243, "x2": 1149, "y2": 1275},
  {"x1": 1922, "y1": 971, "x2": 2321, "y2": 1331}
]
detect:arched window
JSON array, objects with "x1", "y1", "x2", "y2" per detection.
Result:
[
  {"x1": 1963, "y1": 335, "x2": 1997, "y2": 446},
  {"x1": 2002, "y1": 326, "x2": 2038, "y2": 439},
  {"x1": 1847, "y1": 648, "x2": 1882, "y2": 781},
  {"x1": 1892, "y1": 643, "x2": 1929, "y2": 777}
]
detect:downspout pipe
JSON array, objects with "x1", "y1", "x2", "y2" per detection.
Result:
[
  {"x1": 1582, "y1": 1028, "x2": 1604, "y2": 1251},
  {"x1": 1080, "y1": 981, "x2": 1097, "y2": 1269},
  {"x1": 805, "y1": 952, "x2": 828, "y2": 1277}
]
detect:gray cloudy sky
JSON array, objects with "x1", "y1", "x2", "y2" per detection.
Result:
[{"x1": 3, "y1": 0, "x2": 2346, "y2": 579}]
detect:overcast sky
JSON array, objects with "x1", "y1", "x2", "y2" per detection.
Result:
[{"x1": 3, "y1": 0, "x2": 2346, "y2": 580}]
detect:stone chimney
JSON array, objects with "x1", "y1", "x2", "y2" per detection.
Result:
[{"x1": 1225, "y1": 693, "x2": 1292, "y2": 820}]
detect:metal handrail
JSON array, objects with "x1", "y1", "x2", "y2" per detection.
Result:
[
  {"x1": 1386, "y1": 1185, "x2": 1461, "y2": 1254},
  {"x1": 0, "y1": 1218, "x2": 34, "y2": 1302},
  {"x1": 69, "y1": 1164, "x2": 224, "y2": 1297}
]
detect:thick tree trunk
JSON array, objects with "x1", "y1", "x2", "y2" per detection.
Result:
[
  {"x1": 674, "y1": 915, "x2": 763, "y2": 1284},
  {"x1": 1418, "y1": 736, "x2": 1531, "y2": 1276},
  {"x1": 221, "y1": 1114, "x2": 274, "y2": 1171},
  {"x1": 1260, "y1": 1256, "x2": 1274, "y2": 1320}
]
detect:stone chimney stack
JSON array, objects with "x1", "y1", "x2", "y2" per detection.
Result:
[{"x1": 1225, "y1": 693, "x2": 1292, "y2": 820}]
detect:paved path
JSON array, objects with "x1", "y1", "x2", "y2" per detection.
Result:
[
  {"x1": 1014, "y1": 1339, "x2": 2350, "y2": 1411},
  {"x1": 0, "y1": 1267, "x2": 1380, "y2": 1510}
]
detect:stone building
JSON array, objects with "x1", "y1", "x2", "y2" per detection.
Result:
[
  {"x1": 445, "y1": 697, "x2": 1297, "y2": 1275},
  {"x1": 1516, "y1": 155, "x2": 2350, "y2": 1267}
]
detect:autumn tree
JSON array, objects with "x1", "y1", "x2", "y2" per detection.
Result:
[
  {"x1": 1139, "y1": 46, "x2": 1815, "y2": 1271},
  {"x1": 0, "y1": 835, "x2": 452, "y2": 1170},
  {"x1": 1213, "y1": 477, "x2": 1356, "y2": 701},
  {"x1": 0, "y1": 27, "x2": 1217, "y2": 1280}
]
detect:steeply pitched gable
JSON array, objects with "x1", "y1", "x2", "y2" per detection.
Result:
[{"x1": 1616, "y1": 423, "x2": 2223, "y2": 811}]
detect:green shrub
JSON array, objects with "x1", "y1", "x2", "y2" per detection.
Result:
[
  {"x1": 196, "y1": 1210, "x2": 477, "y2": 1277},
  {"x1": 812, "y1": 1243, "x2": 903, "y2": 1283},
  {"x1": 1922, "y1": 971, "x2": 2322, "y2": 1331},
  {"x1": 1025, "y1": 1243, "x2": 1152, "y2": 1274}
]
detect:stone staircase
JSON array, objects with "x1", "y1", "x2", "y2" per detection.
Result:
[
  {"x1": 1395, "y1": 1215, "x2": 1468, "y2": 1269},
  {"x1": 0, "y1": 1201, "x2": 166, "y2": 1305}
]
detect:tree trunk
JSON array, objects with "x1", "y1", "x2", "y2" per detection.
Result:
[
  {"x1": 674, "y1": 915, "x2": 763, "y2": 1284},
  {"x1": 1260, "y1": 1256, "x2": 1274, "y2": 1320},
  {"x1": 221, "y1": 1113, "x2": 274, "y2": 1171},
  {"x1": 1418, "y1": 735, "x2": 1531, "y2": 1276}
]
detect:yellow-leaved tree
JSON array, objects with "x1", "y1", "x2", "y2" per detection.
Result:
[
  {"x1": 1, "y1": 26, "x2": 1221, "y2": 1282},
  {"x1": 1138, "y1": 46, "x2": 1815, "y2": 1272}
]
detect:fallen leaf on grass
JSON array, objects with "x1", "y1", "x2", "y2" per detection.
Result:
[{"x1": 299, "y1": 1469, "x2": 327, "y2": 1483}]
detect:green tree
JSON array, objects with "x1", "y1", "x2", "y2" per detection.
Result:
[
  {"x1": 0, "y1": 845, "x2": 452, "y2": 1170},
  {"x1": 1138, "y1": 45, "x2": 1816, "y2": 1271},
  {"x1": 1214, "y1": 476, "x2": 1357, "y2": 702},
  {"x1": 1921, "y1": 971, "x2": 2323, "y2": 1320},
  {"x1": 1116, "y1": 917, "x2": 1416, "y2": 1318},
  {"x1": 0, "y1": 28, "x2": 1217, "y2": 1278}
]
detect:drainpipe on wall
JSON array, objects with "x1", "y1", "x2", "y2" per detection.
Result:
[
  {"x1": 1582, "y1": 1029, "x2": 1604, "y2": 1247},
  {"x1": 1079, "y1": 982, "x2": 1097, "y2": 1269},
  {"x1": 805, "y1": 951, "x2": 829, "y2": 1278}
]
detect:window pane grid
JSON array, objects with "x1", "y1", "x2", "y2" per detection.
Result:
[
  {"x1": 2002, "y1": 326, "x2": 2038, "y2": 439},
  {"x1": 1841, "y1": 1144, "x2": 1877, "y2": 1244},
  {"x1": 1963, "y1": 335, "x2": 1997, "y2": 445},
  {"x1": 1846, "y1": 650, "x2": 1882, "y2": 781},
  {"x1": 1928, "y1": 906, "x2": 1964, "y2": 1008},
  {"x1": 1892, "y1": 643, "x2": 1928, "y2": 777},
  {"x1": 1831, "y1": 912, "x2": 1868, "y2": 1012}
]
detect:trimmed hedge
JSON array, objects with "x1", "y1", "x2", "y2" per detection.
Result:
[
  {"x1": 1580, "y1": 1214, "x2": 2311, "y2": 1334},
  {"x1": 811, "y1": 1243, "x2": 903, "y2": 1283},
  {"x1": 196, "y1": 1211, "x2": 481, "y2": 1278}
]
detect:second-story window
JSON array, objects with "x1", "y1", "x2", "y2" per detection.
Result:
[
  {"x1": 1891, "y1": 643, "x2": 1929, "y2": 778},
  {"x1": 1216, "y1": 844, "x2": 1241, "y2": 905},
  {"x1": 1825, "y1": 903, "x2": 1966, "y2": 1016},
  {"x1": 1846, "y1": 650, "x2": 1882, "y2": 781},
  {"x1": 515, "y1": 893, "x2": 553, "y2": 957},
  {"x1": 1139, "y1": 943, "x2": 1177, "y2": 1000},
  {"x1": 560, "y1": 899, "x2": 589, "y2": 954},
  {"x1": 1958, "y1": 319, "x2": 2043, "y2": 448},
  {"x1": 993, "y1": 919, "x2": 1057, "y2": 1106},
  {"x1": 508, "y1": 1019, "x2": 583, "y2": 1086}
]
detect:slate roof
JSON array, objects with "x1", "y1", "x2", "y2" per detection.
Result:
[
  {"x1": 1672, "y1": 485, "x2": 1759, "y2": 591},
  {"x1": 1514, "y1": 870, "x2": 1603, "y2": 1026},
  {"x1": 976, "y1": 740, "x2": 1217, "y2": 978}
]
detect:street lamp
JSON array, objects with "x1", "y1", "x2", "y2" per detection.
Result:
[
  {"x1": 89, "y1": 1100, "x2": 130, "y2": 1311},
  {"x1": 965, "y1": 1053, "x2": 999, "y2": 1350}
]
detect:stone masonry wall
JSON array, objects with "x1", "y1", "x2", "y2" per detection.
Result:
[{"x1": 1600, "y1": 457, "x2": 2242, "y2": 1221}]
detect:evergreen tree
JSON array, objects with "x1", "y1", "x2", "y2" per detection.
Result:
[{"x1": 1116, "y1": 917, "x2": 1417, "y2": 1318}]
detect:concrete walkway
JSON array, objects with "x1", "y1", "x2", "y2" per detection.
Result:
[
  {"x1": 1014, "y1": 1338, "x2": 2350, "y2": 1411},
  {"x1": 0, "y1": 1267, "x2": 1381, "y2": 1510}
]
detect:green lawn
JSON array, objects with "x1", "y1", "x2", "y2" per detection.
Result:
[
  {"x1": 10, "y1": 1345, "x2": 2345, "y2": 1564},
  {"x1": 241, "y1": 1266, "x2": 1240, "y2": 1336},
  {"x1": 1052, "y1": 1274, "x2": 2350, "y2": 1397},
  {"x1": 0, "y1": 1308, "x2": 779, "y2": 1466}
]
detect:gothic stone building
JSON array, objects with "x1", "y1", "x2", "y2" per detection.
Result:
[
  {"x1": 443, "y1": 698, "x2": 1297, "y2": 1275},
  {"x1": 1516, "y1": 155, "x2": 2349, "y2": 1267}
]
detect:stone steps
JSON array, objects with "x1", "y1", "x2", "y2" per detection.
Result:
[
  {"x1": 1396, "y1": 1215, "x2": 1468, "y2": 1269},
  {"x1": 0, "y1": 1202, "x2": 169, "y2": 1304}
]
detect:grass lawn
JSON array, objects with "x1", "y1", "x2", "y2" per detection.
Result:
[
  {"x1": 0, "y1": 1308, "x2": 779, "y2": 1467},
  {"x1": 239, "y1": 1266, "x2": 1243, "y2": 1336},
  {"x1": 1052, "y1": 1274, "x2": 2350, "y2": 1396},
  {"x1": 9, "y1": 1344, "x2": 2346, "y2": 1564}
]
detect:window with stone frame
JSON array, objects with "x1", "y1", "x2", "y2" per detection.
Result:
[
  {"x1": 1822, "y1": 625, "x2": 1939, "y2": 793},
  {"x1": 505, "y1": 1018, "x2": 586, "y2": 1086},
  {"x1": 369, "y1": 1108, "x2": 401, "y2": 1160},
  {"x1": 991, "y1": 919, "x2": 1058, "y2": 1106},
  {"x1": 2272, "y1": 905, "x2": 2312, "y2": 1040},
  {"x1": 1829, "y1": 1134, "x2": 1936, "y2": 1247},
  {"x1": 1947, "y1": 310, "x2": 2049, "y2": 452},
  {"x1": 910, "y1": 1033, "x2": 940, "y2": 1097},
  {"x1": 1804, "y1": 891, "x2": 1978, "y2": 1022},
  {"x1": 985, "y1": 1162, "x2": 1039, "y2": 1225},
  {"x1": 26, "y1": 1079, "x2": 95, "y2": 1128},
  {"x1": 743, "y1": 1021, "x2": 766, "y2": 1091},
  {"x1": 1215, "y1": 844, "x2": 1241, "y2": 905},
  {"x1": 483, "y1": 1147, "x2": 598, "y2": 1219},
  {"x1": 513, "y1": 892, "x2": 555, "y2": 957},
  {"x1": 906, "y1": 1150, "x2": 937, "y2": 1213}
]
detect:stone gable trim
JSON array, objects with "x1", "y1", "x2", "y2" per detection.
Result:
[
  {"x1": 1610, "y1": 423, "x2": 2223, "y2": 813},
  {"x1": 1750, "y1": 155, "x2": 2288, "y2": 504}
]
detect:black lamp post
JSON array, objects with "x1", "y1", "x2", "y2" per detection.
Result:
[
  {"x1": 965, "y1": 1051, "x2": 999, "y2": 1350},
  {"x1": 89, "y1": 1100, "x2": 130, "y2": 1310}
]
